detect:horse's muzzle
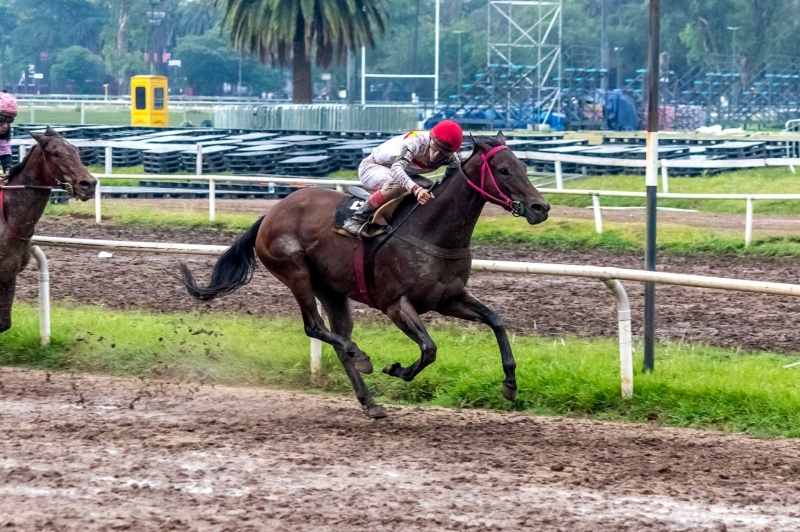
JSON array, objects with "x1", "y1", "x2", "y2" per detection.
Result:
[
  {"x1": 71, "y1": 179, "x2": 97, "y2": 201},
  {"x1": 524, "y1": 201, "x2": 550, "y2": 225}
]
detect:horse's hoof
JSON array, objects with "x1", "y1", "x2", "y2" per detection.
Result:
[
  {"x1": 382, "y1": 362, "x2": 402, "y2": 377},
  {"x1": 502, "y1": 383, "x2": 517, "y2": 402},
  {"x1": 353, "y1": 352, "x2": 374, "y2": 374},
  {"x1": 366, "y1": 405, "x2": 387, "y2": 419}
]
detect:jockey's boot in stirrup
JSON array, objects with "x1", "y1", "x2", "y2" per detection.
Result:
[{"x1": 343, "y1": 200, "x2": 377, "y2": 235}]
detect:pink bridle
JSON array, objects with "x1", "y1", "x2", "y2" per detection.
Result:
[{"x1": 463, "y1": 144, "x2": 523, "y2": 216}]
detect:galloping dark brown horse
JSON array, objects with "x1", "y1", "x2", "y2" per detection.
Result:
[
  {"x1": 0, "y1": 127, "x2": 96, "y2": 331},
  {"x1": 180, "y1": 132, "x2": 549, "y2": 418}
]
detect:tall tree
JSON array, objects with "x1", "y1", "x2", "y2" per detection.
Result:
[{"x1": 218, "y1": 0, "x2": 386, "y2": 103}]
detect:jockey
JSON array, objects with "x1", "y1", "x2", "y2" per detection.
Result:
[
  {"x1": 343, "y1": 120, "x2": 463, "y2": 235},
  {"x1": 0, "y1": 91, "x2": 17, "y2": 175}
]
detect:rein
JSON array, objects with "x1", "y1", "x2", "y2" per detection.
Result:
[{"x1": 463, "y1": 145, "x2": 525, "y2": 217}]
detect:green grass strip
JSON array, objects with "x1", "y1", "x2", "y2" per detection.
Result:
[{"x1": 2, "y1": 303, "x2": 799, "y2": 437}]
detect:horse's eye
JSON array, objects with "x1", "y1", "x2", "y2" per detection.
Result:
[{"x1": 499, "y1": 166, "x2": 510, "y2": 175}]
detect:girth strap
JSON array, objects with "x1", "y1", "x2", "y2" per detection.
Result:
[{"x1": 394, "y1": 233, "x2": 471, "y2": 260}]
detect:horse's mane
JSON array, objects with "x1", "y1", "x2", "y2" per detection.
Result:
[
  {"x1": 445, "y1": 135, "x2": 505, "y2": 182},
  {"x1": 5, "y1": 144, "x2": 34, "y2": 183}
]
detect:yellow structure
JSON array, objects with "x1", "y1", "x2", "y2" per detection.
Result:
[{"x1": 130, "y1": 75, "x2": 168, "y2": 127}]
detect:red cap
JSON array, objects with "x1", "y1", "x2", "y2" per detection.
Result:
[{"x1": 430, "y1": 120, "x2": 463, "y2": 151}]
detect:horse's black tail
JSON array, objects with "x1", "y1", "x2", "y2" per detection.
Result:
[{"x1": 179, "y1": 216, "x2": 265, "y2": 302}]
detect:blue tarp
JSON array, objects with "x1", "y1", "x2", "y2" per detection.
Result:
[{"x1": 604, "y1": 90, "x2": 639, "y2": 131}]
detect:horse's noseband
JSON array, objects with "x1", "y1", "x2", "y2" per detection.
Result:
[{"x1": 464, "y1": 145, "x2": 525, "y2": 216}]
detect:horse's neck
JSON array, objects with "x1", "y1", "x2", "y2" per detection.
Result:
[
  {"x1": 3, "y1": 150, "x2": 51, "y2": 239},
  {"x1": 403, "y1": 164, "x2": 486, "y2": 249}
]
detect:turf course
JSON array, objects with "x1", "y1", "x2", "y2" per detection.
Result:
[{"x1": 2, "y1": 303, "x2": 798, "y2": 437}]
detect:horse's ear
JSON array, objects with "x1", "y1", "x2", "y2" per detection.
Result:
[
  {"x1": 44, "y1": 125, "x2": 59, "y2": 137},
  {"x1": 30, "y1": 132, "x2": 51, "y2": 147},
  {"x1": 496, "y1": 130, "x2": 507, "y2": 145},
  {"x1": 469, "y1": 132, "x2": 479, "y2": 155}
]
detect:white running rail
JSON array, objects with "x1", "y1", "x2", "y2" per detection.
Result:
[{"x1": 27, "y1": 236, "x2": 800, "y2": 399}]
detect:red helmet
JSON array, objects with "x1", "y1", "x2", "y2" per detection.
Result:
[{"x1": 430, "y1": 120, "x2": 463, "y2": 151}]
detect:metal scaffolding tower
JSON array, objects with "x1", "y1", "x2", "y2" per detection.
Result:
[{"x1": 486, "y1": 0, "x2": 562, "y2": 127}]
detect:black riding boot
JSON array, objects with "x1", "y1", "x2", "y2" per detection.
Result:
[{"x1": 343, "y1": 200, "x2": 378, "y2": 235}]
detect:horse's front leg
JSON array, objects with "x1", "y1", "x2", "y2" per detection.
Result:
[
  {"x1": 382, "y1": 296, "x2": 437, "y2": 382},
  {"x1": 0, "y1": 277, "x2": 18, "y2": 333},
  {"x1": 437, "y1": 290, "x2": 517, "y2": 402}
]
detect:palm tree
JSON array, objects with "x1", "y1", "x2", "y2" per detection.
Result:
[{"x1": 218, "y1": 0, "x2": 385, "y2": 103}]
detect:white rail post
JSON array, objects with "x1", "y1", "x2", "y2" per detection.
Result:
[
  {"x1": 80, "y1": 101, "x2": 85, "y2": 125},
  {"x1": 196, "y1": 144, "x2": 214, "y2": 221},
  {"x1": 555, "y1": 158, "x2": 564, "y2": 190},
  {"x1": 660, "y1": 160, "x2": 669, "y2": 194},
  {"x1": 94, "y1": 179, "x2": 102, "y2": 224},
  {"x1": 310, "y1": 299, "x2": 323, "y2": 374},
  {"x1": 32, "y1": 246, "x2": 50, "y2": 346},
  {"x1": 28, "y1": 101, "x2": 34, "y2": 124},
  {"x1": 104, "y1": 145, "x2": 113, "y2": 175},
  {"x1": 745, "y1": 197, "x2": 754, "y2": 247},
  {"x1": 18, "y1": 143, "x2": 27, "y2": 162},
  {"x1": 336, "y1": 184, "x2": 344, "y2": 193},
  {"x1": 592, "y1": 194, "x2": 603, "y2": 234},
  {"x1": 602, "y1": 279, "x2": 632, "y2": 399}
]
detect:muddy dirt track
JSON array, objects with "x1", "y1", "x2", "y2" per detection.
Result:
[
  {"x1": 16, "y1": 218, "x2": 800, "y2": 353},
  {"x1": 1, "y1": 367, "x2": 799, "y2": 531}
]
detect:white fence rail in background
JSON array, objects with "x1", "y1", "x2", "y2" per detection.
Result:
[
  {"x1": 27, "y1": 236, "x2": 800, "y2": 399},
  {"x1": 13, "y1": 139, "x2": 800, "y2": 246}
]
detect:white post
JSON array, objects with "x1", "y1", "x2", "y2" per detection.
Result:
[
  {"x1": 104, "y1": 145, "x2": 112, "y2": 175},
  {"x1": 310, "y1": 299, "x2": 323, "y2": 374},
  {"x1": 603, "y1": 279, "x2": 632, "y2": 399},
  {"x1": 18, "y1": 143, "x2": 27, "y2": 162},
  {"x1": 434, "y1": 0, "x2": 440, "y2": 106},
  {"x1": 745, "y1": 197, "x2": 753, "y2": 247},
  {"x1": 361, "y1": 47, "x2": 366, "y2": 106},
  {"x1": 94, "y1": 180, "x2": 101, "y2": 224},
  {"x1": 32, "y1": 246, "x2": 50, "y2": 346},
  {"x1": 660, "y1": 160, "x2": 669, "y2": 194},
  {"x1": 336, "y1": 184, "x2": 344, "y2": 193},
  {"x1": 554, "y1": 159, "x2": 564, "y2": 190},
  {"x1": 80, "y1": 101, "x2": 86, "y2": 125},
  {"x1": 592, "y1": 194, "x2": 603, "y2": 234},
  {"x1": 29, "y1": 101, "x2": 34, "y2": 124}
]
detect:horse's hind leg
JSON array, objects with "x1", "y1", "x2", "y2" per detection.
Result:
[
  {"x1": 382, "y1": 296, "x2": 438, "y2": 382},
  {"x1": 317, "y1": 291, "x2": 385, "y2": 419},
  {"x1": 437, "y1": 291, "x2": 517, "y2": 402}
]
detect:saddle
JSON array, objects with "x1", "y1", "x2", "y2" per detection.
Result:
[{"x1": 332, "y1": 179, "x2": 433, "y2": 239}]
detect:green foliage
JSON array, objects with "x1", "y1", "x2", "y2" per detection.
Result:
[
  {"x1": 173, "y1": 31, "x2": 283, "y2": 95},
  {"x1": 50, "y1": 46, "x2": 106, "y2": 93},
  {"x1": 3, "y1": 303, "x2": 800, "y2": 437}
]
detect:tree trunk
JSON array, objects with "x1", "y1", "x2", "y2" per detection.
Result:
[{"x1": 292, "y1": 31, "x2": 313, "y2": 103}]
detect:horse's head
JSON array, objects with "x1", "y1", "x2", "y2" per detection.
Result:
[
  {"x1": 464, "y1": 131, "x2": 550, "y2": 225},
  {"x1": 30, "y1": 126, "x2": 97, "y2": 201}
]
